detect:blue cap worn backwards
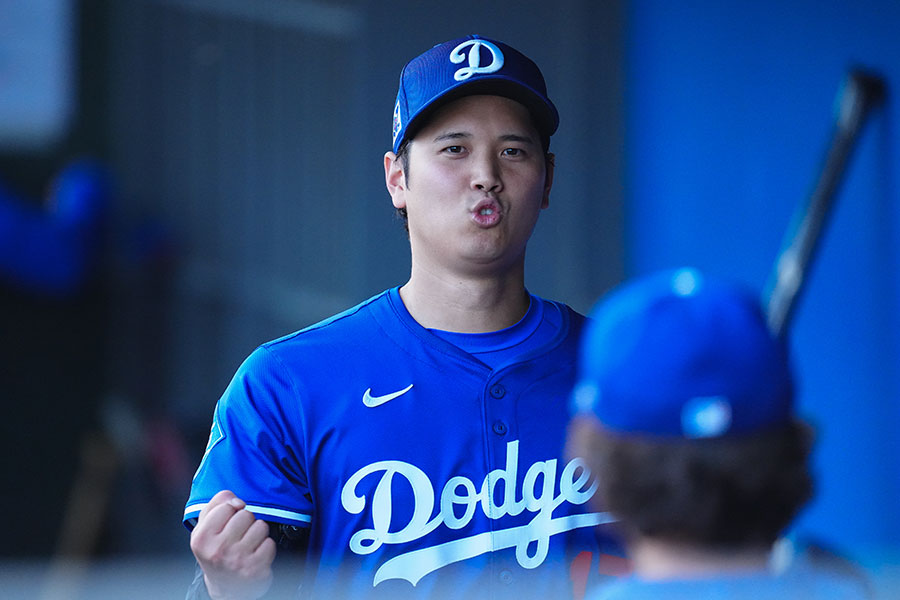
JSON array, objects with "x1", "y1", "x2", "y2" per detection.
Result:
[
  {"x1": 391, "y1": 35, "x2": 559, "y2": 153},
  {"x1": 571, "y1": 269, "x2": 794, "y2": 439}
]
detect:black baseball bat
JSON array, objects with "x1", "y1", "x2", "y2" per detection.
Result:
[{"x1": 764, "y1": 68, "x2": 886, "y2": 338}]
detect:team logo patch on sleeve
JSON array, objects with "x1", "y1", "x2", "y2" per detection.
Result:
[{"x1": 193, "y1": 406, "x2": 225, "y2": 480}]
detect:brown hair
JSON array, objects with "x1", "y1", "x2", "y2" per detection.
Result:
[{"x1": 580, "y1": 420, "x2": 814, "y2": 548}]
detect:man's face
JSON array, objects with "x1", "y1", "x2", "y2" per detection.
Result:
[{"x1": 386, "y1": 94, "x2": 553, "y2": 278}]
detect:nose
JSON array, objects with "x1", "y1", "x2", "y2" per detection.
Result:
[{"x1": 471, "y1": 154, "x2": 502, "y2": 193}]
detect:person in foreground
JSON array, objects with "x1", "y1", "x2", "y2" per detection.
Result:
[
  {"x1": 567, "y1": 268, "x2": 872, "y2": 599},
  {"x1": 184, "y1": 34, "x2": 618, "y2": 600}
]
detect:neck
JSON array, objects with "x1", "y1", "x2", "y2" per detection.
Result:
[
  {"x1": 399, "y1": 266, "x2": 529, "y2": 333},
  {"x1": 629, "y1": 537, "x2": 773, "y2": 580}
]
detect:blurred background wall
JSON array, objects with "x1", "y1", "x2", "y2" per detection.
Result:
[
  {"x1": 0, "y1": 0, "x2": 896, "y2": 596},
  {"x1": 626, "y1": 0, "x2": 899, "y2": 562}
]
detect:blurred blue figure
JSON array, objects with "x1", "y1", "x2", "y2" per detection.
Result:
[
  {"x1": 0, "y1": 158, "x2": 111, "y2": 296},
  {"x1": 0, "y1": 158, "x2": 113, "y2": 557},
  {"x1": 568, "y1": 268, "x2": 873, "y2": 599}
]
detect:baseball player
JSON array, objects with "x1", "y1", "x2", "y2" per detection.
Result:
[
  {"x1": 184, "y1": 35, "x2": 619, "y2": 600},
  {"x1": 567, "y1": 268, "x2": 872, "y2": 599}
]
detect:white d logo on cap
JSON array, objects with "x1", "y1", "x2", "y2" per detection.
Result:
[{"x1": 450, "y1": 40, "x2": 504, "y2": 81}]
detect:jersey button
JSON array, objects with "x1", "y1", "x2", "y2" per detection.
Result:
[
  {"x1": 490, "y1": 384, "x2": 506, "y2": 398},
  {"x1": 499, "y1": 569, "x2": 513, "y2": 584},
  {"x1": 492, "y1": 420, "x2": 508, "y2": 436}
]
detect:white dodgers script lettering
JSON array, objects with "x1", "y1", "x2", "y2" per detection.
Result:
[{"x1": 339, "y1": 440, "x2": 612, "y2": 586}]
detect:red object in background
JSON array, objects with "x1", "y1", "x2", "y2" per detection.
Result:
[{"x1": 570, "y1": 550, "x2": 633, "y2": 599}]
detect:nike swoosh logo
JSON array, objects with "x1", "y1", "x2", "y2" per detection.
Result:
[{"x1": 363, "y1": 384, "x2": 414, "y2": 408}]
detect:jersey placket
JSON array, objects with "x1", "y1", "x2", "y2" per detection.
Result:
[{"x1": 483, "y1": 370, "x2": 521, "y2": 595}]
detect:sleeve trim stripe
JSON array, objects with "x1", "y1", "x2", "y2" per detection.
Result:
[{"x1": 183, "y1": 503, "x2": 312, "y2": 523}]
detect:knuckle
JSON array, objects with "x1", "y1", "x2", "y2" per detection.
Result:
[
  {"x1": 250, "y1": 519, "x2": 270, "y2": 535},
  {"x1": 230, "y1": 510, "x2": 255, "y2": 530},
  {"x1": 189, "y1": 530, "x2": 210, "y2": 554},
  {"x1": 260, "y1": 538, "x2": 277, "y2": 560},
  {"x1": 232, "y1": 506, "x2": 253, "y2": 521}
]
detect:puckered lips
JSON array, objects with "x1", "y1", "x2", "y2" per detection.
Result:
[{"x1": 470, "y1": 197, "x2": 502, "y2": 228}]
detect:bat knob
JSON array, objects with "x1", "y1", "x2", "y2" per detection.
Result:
[{"x1": 848, "y1": 68, "x2": 887, "y2": 103}]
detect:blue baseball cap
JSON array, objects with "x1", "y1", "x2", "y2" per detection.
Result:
[
  {"x1": 571, "y1": 269, "x2": 794, "y2": 439},
  {"x1": 391, "y1": 34, "x2": 559, "y2": 153}
]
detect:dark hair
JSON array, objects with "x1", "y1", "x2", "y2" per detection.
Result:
[
  {"x1": 582, "y1": 421, "x2": 814, "y2": 548},
  {"x1": 394, "y1": 139, "x2": 411, "y2": 232}
]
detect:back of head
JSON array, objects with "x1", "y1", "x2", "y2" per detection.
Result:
[{"x1": 569, "y1": 268, "x2": 812, "y2": 547}]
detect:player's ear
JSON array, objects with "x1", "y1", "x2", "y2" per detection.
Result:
[
  {"x1": 541, "y1": 152, "x2": 555, "y2": 209},
  {"x1": 384, "y1": 151, "x2": 407, "y2": 210}
]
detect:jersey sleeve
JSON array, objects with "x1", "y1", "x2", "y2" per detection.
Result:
[{"x1": 183, "y1": 345, "x2": 311, "y2": 529}]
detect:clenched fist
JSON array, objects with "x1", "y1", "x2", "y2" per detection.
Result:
[{"x1": 190, "y1": 490, "x2": 277, "y2": 600}]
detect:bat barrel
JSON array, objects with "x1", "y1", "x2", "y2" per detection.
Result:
[{"x1": 764, "y1": 69, "x2": 886, "y2": 337}]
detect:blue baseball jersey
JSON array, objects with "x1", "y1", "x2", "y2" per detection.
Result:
[{"x1": 185, "y1": 287, "x2": 616, "y2": 599}]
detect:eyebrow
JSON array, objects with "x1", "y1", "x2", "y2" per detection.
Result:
[
  {"x1": 498, "y1": 133, "x2": 535, "y2": 144},
  {"x1": 431, "y1": 132, "x2": 536, "y2": 144},
  {"x1": 432, "y1": 132, "x2": 470, "y2": 143}
]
